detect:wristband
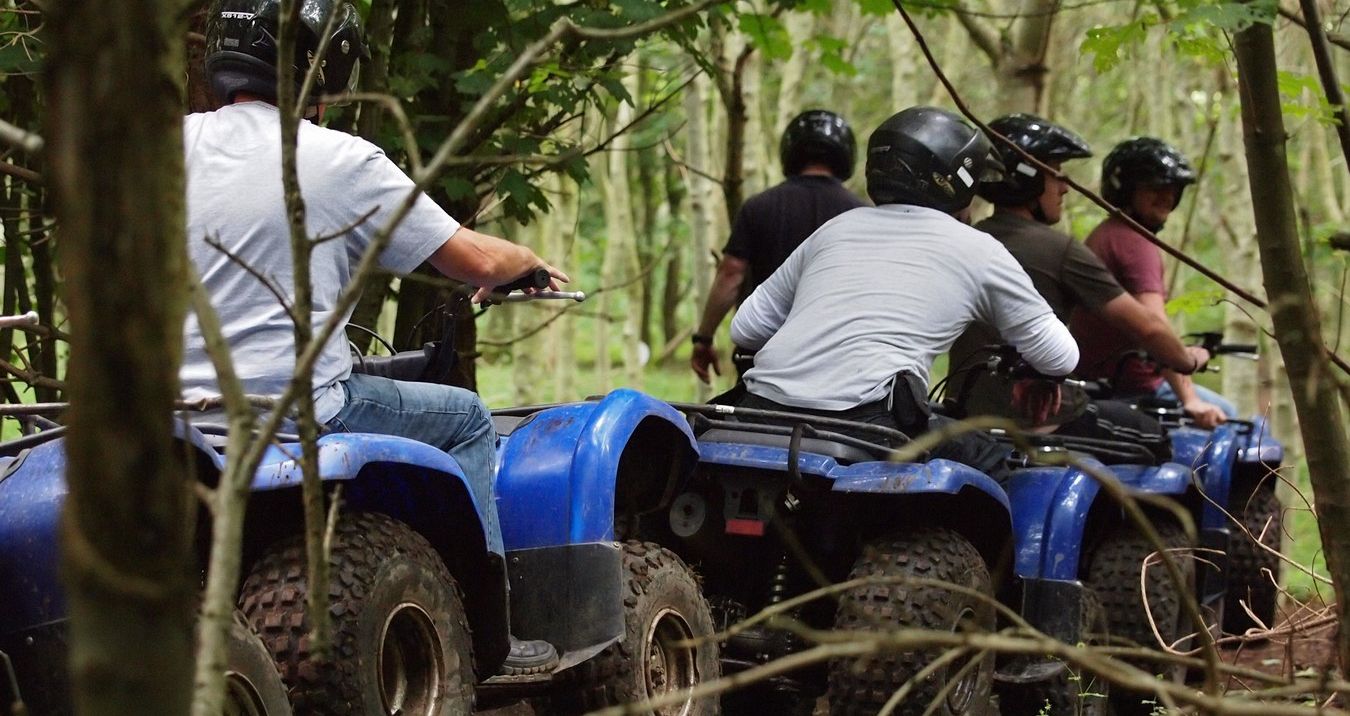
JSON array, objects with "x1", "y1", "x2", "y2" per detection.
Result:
[{"x1": 691, "y1": 334, "x2": 714, "y2": 347}]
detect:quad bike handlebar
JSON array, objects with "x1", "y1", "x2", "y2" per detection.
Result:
[{"x1": 352, "y1": 268, "x2": 586, "y2": 383}]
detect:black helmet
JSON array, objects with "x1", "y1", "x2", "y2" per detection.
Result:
[
  {"x1": 1101, "y1": 137, "x2": 1196, "y2": 209},
  {"x1": 978, "y1": 113, "x2": 1092, "y2": 206},
  {"x1": 865, "y1": 106, "x2": 1004, "y2": 213},
  {"x1": 205, "y1": 0, "x2": 367, "y2": 107},
  {"x1": 780, "y1": 110, "x2": 857, "y2": 180}
]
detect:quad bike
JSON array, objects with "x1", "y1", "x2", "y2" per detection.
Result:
[
  {"x1": 634, "y1": 400, "x2": 1013, "y2": 716},
  {"x1": 0, "y1": 279, "x2": 720, "y2": 716}
]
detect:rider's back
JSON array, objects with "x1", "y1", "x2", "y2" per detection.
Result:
[{"x1": 180, "y1": 101, "x2": 457, "y2": 420}]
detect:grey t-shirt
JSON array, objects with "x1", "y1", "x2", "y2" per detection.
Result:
[
  {"x1": 730, "y1": 204, "x2": 1079, "y2": 411},
  {"x1": 180, "y1": 102, "x2": 459, "y2": 421}
]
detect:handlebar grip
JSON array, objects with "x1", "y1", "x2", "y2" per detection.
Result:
[
  {"x1": 1217, "y1": 343, "x2": 1258, "y2": 354},
  {"x1": 494, "y1": 268, "x2": 551, "y2": 294}
]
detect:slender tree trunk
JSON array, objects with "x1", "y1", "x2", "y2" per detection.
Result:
[
  {"x1": 600, "y1": 76, "x2": 644, "y2": 387},
  {"x1": 554, "y1": 174, "x2": 580, "y2": 401},
  {"x1": 996, "y1": 0, "x2": 1060, "y2": 112},
  {"x1": 661, "y1": 158, "x2": 686, "y2": 347},
  {"x1": 686, "y1": 73, "x2": 715, "y2": 400},
  {"x1": 775, "y1": 11, "x2": 814, "y2": 136},
  {"x1": 1234, "y1": 16, "x2": 1350, "y2": 670},
  {"x1": 45, "y1": 1, "x2": 195, "y2": 714}
]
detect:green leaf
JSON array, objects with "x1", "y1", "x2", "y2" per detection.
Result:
[
  {"x1": 738, "y1": 13, "x2": 793, "y2": 60},
  {"x1": 1079, "y1": 19, "x2": 1153, "y2": 72},
  {"x1": 0, "y1": 42, "x2": 41, "y2": 75},
  {"x1": 439, "y1": 176, "x2": 477, "y2": 204},
  {"x1": 810, "y1": 36, "x2": 858, "y2": 76},
  {"x1": 1166, "y1": 289, "x2": 1224, "y2": 316},
  {"x1": 855, "y1": 0, "x2": 894, "y2": 16}
]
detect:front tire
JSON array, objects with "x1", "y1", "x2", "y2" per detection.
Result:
[
  {"x1": 224, "y1": 610, "x2": 293, "y2": 716},
  {"x1": 546, "y1": 540, "x2": 719, "y2": 715},
  {"x1": 828, "y1": 527, "x2": 995, "y2": 716},
  {"x1": 1085, "y1": 520, "x2": 1193, "y2": 715},
  {"x1": 1223, "y1": 481, "x2": 1282, "y2": 635},
  {"x1": 239, "y1": 512, "x2": 475, "y2": 716}
]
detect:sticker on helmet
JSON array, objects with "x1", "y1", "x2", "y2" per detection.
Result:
[
  {"x1": 956, "y1": 166, "x2": 974, "y2": 188},
  {"x1": 1015, "y1": 162, "x2": 1036, "y2": 177},
  {"x1": 220, "y1": 11, "x2": 253, "y2": 19}
]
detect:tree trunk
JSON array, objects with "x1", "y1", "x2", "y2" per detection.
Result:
[
  {"x1": 1217, "y1": 116, "x2": 1262, "y2": 415},
  {"x1": 1234, "y1": 16, "x2": 1350, "y2": 671},
  {"x1": 553, "y1": 174, "x2": 581, "y2": 401},
  {"x1": 997, "y1": 0, "x2": 1060, "y2": 112},
  {"x1": 599, "y1": 77, "x2": 645, "y2": 387},
  {"x1": 45, "y1": 1, "x2": 196, "y2": 714},
  {"x1": 775, "y1": 11, "x2": 814, "y2": 137},
  {"x1": 661, "y1": 156, "x2": 686, "y2": 347},
  {"x1": 686, "y1": 72, "x2": 716, "y2": 400}
]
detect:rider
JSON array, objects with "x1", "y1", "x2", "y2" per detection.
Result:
[
  {"x1": 948, "y1": 114, "x2": 1210, "y2": 452},
  {"x1": 728, "y1": 107, "x2": 1080, "y2": 479},
  {"x1": 1070, "y1": 137, "x2": 1235, "y2": 426},
  {"x1": 691, "y1": 110, "x2": 866, "y2": 383},
  {"x1": 186, "y1": 0, "x2": 563, "y2": 673}
]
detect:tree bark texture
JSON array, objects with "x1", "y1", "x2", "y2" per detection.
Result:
[
  {"x1": 1234, "y1": 17, "x2": 1350, "y2": 670},
  {"x1": 44, "y1": 0, "x2": 195, "y2": 714}
]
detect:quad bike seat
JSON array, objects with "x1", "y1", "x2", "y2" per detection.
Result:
[{"x1": 698, "y1": 426, "x2": 887, "y2": 465}]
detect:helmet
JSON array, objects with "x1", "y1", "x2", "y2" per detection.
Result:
[
  {"x1": 978, "y1": 113, "x2": 1092, "y2": 206},
  {"x1": 780, "y1": 110, "x2": 857, "y2": 180},
  {"x1": 1101, "y1": 137, "x2": 1196, "y2": 209},
  {"x1": 205, "y1": 0, "x2": 367, "y2": 106},
  {"x1": 865, "y1": 106, "x2": 1004, "y2": 213}
]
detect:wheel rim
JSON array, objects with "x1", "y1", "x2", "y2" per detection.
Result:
[
  {"x1": 222, "y1": 671, "x2": 267, "y2": 716},
  {"x1": 644, "y1": 607, "x2": 699, "y2": 716},
  {"x1": 378, "y1": 602, "x2": 443, "y2": 716},
  {"x1": 944, "y1": 606, "x2": 981, "y2": 713}
]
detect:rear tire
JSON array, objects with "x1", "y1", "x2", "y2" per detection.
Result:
[
  {"x1": 239, "y1": 512, "x2": 475, "y2": 716},
  {"x1": 828, "y1": 527, "x2": 995, "y2": 716},
  {"x1": 1085, "y1": 520, "x2": 1192, "y2": 715},
  {"x1": 546, "y1": 541, "x2": 719, "y2": 715},
  {"x1": 1222, "y1": 482, "x2": 1282, "y2": 635}
]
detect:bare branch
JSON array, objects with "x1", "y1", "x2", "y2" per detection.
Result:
[
  {"x1": 0, "y1": 159, "x2": 42, "y2": 185},
  {"x1": 952, "y1": 8, "x2": 1002, "y2": 65},
  {"x1": 0, "y1": 117, "x2": 43, "y2": 154}
]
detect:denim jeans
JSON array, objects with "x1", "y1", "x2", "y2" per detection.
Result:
[
  {"x1": 324, "y1": 373, "x2": 502, "y2": 554},
  {"x1": 1153, "y1": 380, "x2": 1239, "y2": 419}
]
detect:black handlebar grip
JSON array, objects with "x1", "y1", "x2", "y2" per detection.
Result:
[
  {"x1": 494, "y1": 268, "x2": 551, "y2": 294},
  {"x1": 1217, "y1": 343, "x2": 1258, "y2": 354}
]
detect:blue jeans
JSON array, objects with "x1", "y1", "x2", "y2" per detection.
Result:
[
  {"x1": 1153, "y1": 380, "x2": 1239, "y2": 419},
  {"x1": 324, "y1": 373, "x2": 502, "y2": 554}
]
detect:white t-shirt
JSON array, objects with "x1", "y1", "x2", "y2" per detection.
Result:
[
  {"x1": 180, "y1": 102, "x2": 459, "y2": 422},
  {"x1": 731, "y1": 204, "x2": 1079, "y2": 411}
]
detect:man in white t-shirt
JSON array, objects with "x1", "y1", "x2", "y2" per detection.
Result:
[
  {"x1": 729, "y1": 107, "x2": 1080, "y2": 479},
  {"x1": 188, "y1": 0, "x2": 564, "y2": 675}
]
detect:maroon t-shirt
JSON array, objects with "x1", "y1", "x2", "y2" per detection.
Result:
[{"x1": 1070, "y1": 216, "x2": 1167, "y2": 392}]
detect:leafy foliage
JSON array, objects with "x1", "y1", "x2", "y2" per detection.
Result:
[{"x1": 1080, "y1": 0, "x2": 1277, "y2": 71}]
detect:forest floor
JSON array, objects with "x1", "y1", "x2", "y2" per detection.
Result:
[{"x1": 1218, "y1": 597, "x2": 1341, "y2": 704}]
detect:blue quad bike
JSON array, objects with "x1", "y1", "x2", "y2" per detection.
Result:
[
  {"x1": 615, "y1": 400, "x2": 1017, "y2": 716},
  {"x1": 989, "y1": 336, "x2": 1286, "y2": 714},
  {"x1": 0, "y1": 287, "x2": 721, "y2": 716},
  {"x1": 1080, "y1": 332, "x2": 1285, "y2": 638}
]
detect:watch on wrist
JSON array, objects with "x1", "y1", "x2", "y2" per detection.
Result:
[{"x1": 691, "y1": 334, "x2": 713, "y2": 347}]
